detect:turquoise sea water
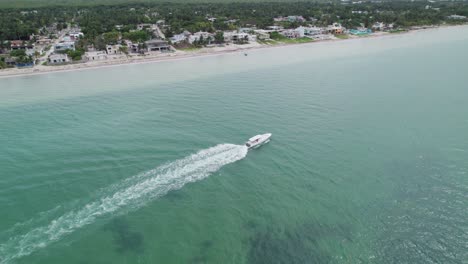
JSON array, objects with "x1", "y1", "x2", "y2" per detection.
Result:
[{"x1": 1, "y1": 26, "x2": 468, "y2": 264}]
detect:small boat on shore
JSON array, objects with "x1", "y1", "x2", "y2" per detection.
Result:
[{"x1": 245, "y1": 133, "x2": 272, "y2": 149}]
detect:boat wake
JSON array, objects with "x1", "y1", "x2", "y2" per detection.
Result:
[{"x1": 0, "y1": 143, "x2": 248, "y2": 263}]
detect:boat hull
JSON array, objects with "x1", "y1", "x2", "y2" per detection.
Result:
[{"x1": 245, "y1": 133, "x2": 272, "y2": 149}]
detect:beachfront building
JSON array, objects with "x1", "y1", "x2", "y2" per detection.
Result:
[
  {"x1": 84, "y1": 51, "x2": 108, "y2": 61},
  {"x1": 48, "y1": 54, "x2": 70, "y2": 64},
  {"x1": 144, "y1": 39, "x2": 171, "y2": 52},
  {"x1": 55, "y1": 42, "x2": 75, "y2": 52},
  {"x1": 223, "y1": 32, "x2": 256, "y2": 43},
  {"x1": 372, "y1": 22, "x2": 385, "y2": 31},
  {"x1": 106, "y1": 44, "x2": 122, "y2": 55},
  {"x1": 170, "y1": 31, "x2": 191, "y2": 44},
  {"x1": 349, "y1": 28, "x2": 372, "y2": 35},
  {"x1": 188, "y1": 32, "x2": 214, "y2": 44},
  {"x1": 328, "y1": 23, "x2": 345, "y2": 34},
  {"x1": 281, "y1": 28, "x2": 304, "y2": 39},
  {"x1": 253, "y1": 30, "x2": 270, "y2": 40},
  {"x1": 303, "y1": 26, "x2": 325, "y2": 36}
]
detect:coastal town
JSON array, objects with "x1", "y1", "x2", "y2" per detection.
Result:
[{"x1": 0, "y1": 1, "x2": 467, "y2": 75}]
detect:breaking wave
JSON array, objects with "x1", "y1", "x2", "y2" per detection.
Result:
[{"x1": 0, "y1": 144, "x2": 248, "y2": 263}]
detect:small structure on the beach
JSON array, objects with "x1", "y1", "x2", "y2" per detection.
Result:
[
  {"x1": 144, "y1": 39, "x2": 171, "y2": 52},
  {"x1": 84, "y1": 51, "x2": 108, "y2": 61},
  {"x1": 48, "y1": 53, "x2": 70, "y2": 64}
]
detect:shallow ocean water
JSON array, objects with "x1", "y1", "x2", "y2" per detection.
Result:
[{"x1": 1, "y1": 26, "x2": 467, "y2": 264}]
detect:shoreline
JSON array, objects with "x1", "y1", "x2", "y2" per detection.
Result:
[{"x1": 0, "y1": 24, "x2": 465, "y2": 79}]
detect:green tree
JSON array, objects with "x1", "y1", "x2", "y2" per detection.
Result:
[
  {"x1": 214, "y1": 31, "x2": 224, "y2": 44},
  {"x1": 103, "y1": 31, "x2": 120, "y2": 44}
]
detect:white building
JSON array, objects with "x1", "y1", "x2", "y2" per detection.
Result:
[
  {"x1": 69, "y1": 32, "x2": 84, "y2": 39},
  {"x1": 447, "y1": 15, "x2": 467, "y2": 20},
  {"x1": 303, "y1": 26, "x2": 325, "y2": 36},
  {"x1": 267, "y1": 26, "x2": 284, "y2": 31},
  {"x1": 372, "y1": 22, "x2": 385, "y2": 31},
  {"x1": 281, "y1": 29, "x2": 303, "y2": 39},
  {"x1": 48, "y1": 54, "x2": 70, "y2": 64},
  {"x1": 106, "y1": 44, "x2": 122, "y2": 55},
  {"x1": 170, "y1": 32, "x2": 190, "y2": 44},
  {"x1": 84, "y1": 51, "x2": 108, "y2": 61},
  {"x1": 188, "y1": 32, "x2": 213, "y2": 44}
]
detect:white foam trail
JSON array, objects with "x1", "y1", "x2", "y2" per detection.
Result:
[{"x1": 0, "y1": 144, "x2": 248, "y2": 263}]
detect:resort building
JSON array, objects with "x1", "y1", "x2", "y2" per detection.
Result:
[{"x1": 48, "y1": 54, "x2": 70, "y2": 64}]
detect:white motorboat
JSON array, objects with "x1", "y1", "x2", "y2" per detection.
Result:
[{"x1": 245, "y1": 133, "x2": 272, "y2": 149}]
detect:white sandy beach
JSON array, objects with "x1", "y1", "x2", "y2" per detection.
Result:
[{"x1": 0, "y1": 25, "x2": 460, "y2": 79}]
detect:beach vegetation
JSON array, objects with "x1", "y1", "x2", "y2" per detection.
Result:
[
  {"x1": 0, "y1": 58, "x2": 6, "y2": 69},
  {"x1": 334, "y1": 34, "x2": 349, "y2": 39},
  {"x1": 66, "y1": 49, "x2": 84, "y2": 61},
  {"x1": 214, "y1": 31, "x2": 225, "y2": 44}
]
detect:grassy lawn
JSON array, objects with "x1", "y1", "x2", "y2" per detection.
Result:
[
  {"x1": 389, "y1": 29, "x2": 408, "y2": 34},
  {"x1": 334, "y1": 34, "x2": 349, "y2": 39}
]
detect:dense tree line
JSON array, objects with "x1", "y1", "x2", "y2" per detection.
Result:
[{"x1": 1, "y1": 1, "x2": 467, "y2": 43}]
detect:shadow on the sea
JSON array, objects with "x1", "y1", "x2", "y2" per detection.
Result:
[
  {"x1": 165, "y1": 189, "x2": 186, "y2": 202},
  {"x1": 246, "y1": 221, "x2": 352, "y2": 264},
  {"x1": 104, "y1": 217, "x2": 144, "y2": 254},
  {"x1": 189, "y1": 240, "x2": 214, "y2": 264}
]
